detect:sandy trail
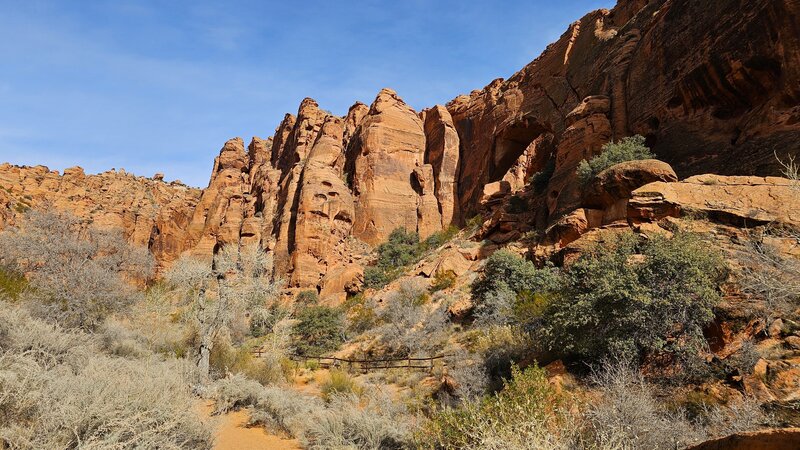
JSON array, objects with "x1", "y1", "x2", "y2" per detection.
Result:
[{"x1": 200, "y1": 402, "x2": 301, "y2": 450}]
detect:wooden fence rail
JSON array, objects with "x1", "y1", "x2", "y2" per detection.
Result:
[{"x1": 251, "y1": 349, "x2": 452, "y2": 373}]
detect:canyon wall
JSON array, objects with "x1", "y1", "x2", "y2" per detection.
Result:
[{"x1": 1, "y1": 0, "x2": 798, "y2": 299}]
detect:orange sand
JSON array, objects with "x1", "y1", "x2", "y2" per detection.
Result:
[{"x1": 200, "y1": 402, "x2": 302, "y2": 450}]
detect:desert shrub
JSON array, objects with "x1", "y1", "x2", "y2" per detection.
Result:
[
  {"x1": 0, "y1": 306, "x2": 212, "y2": 449},
  {"x1": 208, "y1": 373, "x2": 265, "y2": 414},
  {"x1": 115, "y1": 285, "x2": 195, "y2": 358},
  {"x1": 248, "y1": 384, "x2": 323, "y2": 437},
  {"x1": 421, "y1": 225, "x2": 460, "y2": 252},
  {"x1": 728, "y1": 338, "x2": 761, "y2": 375},
  {"x1": 0, "y1": 268, "x2": 26, "y2": 300},
  {"x1": 97, "y1": 317, "x2": 151, "y2": 358},
  {"x1": 343, "y1": 293, "x2": 378, "y2": 335},
  {"x1": 320, "y1": 369, "x2": 361, "y2": 400},
  {"x1": 737, "y1": 227, "x2": 800, "y2": 321},
  {"x1": 376, "y1": 228, "x2": 420, "y2": 268},
  {"x1": 540, "y1": 231, "x2": 726, "y2": 363},
  {"x1": 292, "y1": 305, "x2": 345, "y2": 356},
  {"x1": 301, "y1": 390, "x2": 415, "y2": 450},
  {"x1": 465, "y1": 215, "x2": 484, "y2": 233},
  {"x1": 249, "y1": 301, "x2": 291, "y2": 338},
  {"x1": 207, "y1": 334, "x2": 287, "y2": 384},
  {"x1": 375, "y1": 279, "x2": 449, "y2": 356},
  {"x1": 700, "y1": 395, "x2": 771, "y2": 437},
  {"x1": 364, "y1": 228, "x2": 421, "y2": 289},
  {"x1": 0, "y1": 209, "x2": 154, "y2": 330},
  {"x1": 583, "y1": 359, "x2": 704, "y2": 449},
  {"x1": 528, "y1": 158, "x2": 555, "y2": 194},
  {"x1": 472, "y1": 324, "x2": 533, "y2": 386},
  {"x1": 576, "y1": 135, "x2": 654, "y2": 184},
  {"x1": 472, "y1": 250, "x2": 561, "y2": 326},
  {"x1": 365, "y1": 227, "x2": 461, "y2": 290},
  {"x1": 777, "y1": 152, "x2": 799, "y2": 186},
  {"x1": 296, "y1": 290, "x2": 320, "y2": 305},
  {"x1": 443, "y1": 350, "x2": 490, "y2": 402},
  {"x1": 506, "y1": 195, "x2": 526, "y2": 213},
  {"x1": 244, "y1": 383, "x2": 416, "y2": 449},
  {"x1": 430, "y1": 270, "x2": 457, "y2": 292},
  {"x1": 364, "y1": 266, "x2": 392, "y2": 289},
  {"x1": 422, "y1": 364, "x2": 572, "y2": 449}
]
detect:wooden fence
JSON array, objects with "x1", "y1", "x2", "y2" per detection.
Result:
[{"x1": 251, "y1": 349, "x2": 451, "y2": 373}]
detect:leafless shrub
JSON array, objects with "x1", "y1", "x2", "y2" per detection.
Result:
[
  {"x1": 446, "y1": 351, "x2": 490, "y2": 402},
  {"x1": 701, "y1": 395, "x2": 771, "y2": 437},
  {"x1": 584, "y1": 358, "x2": 706, "y2": 449},
  {"x1": 0, "y1": 209, "x2": 154, "y2": 330},
  {"x1": 374, "y1": 279, "x2": 450, "y2": 356},
  {"x1": 206, "y1": 373, "x2": 264, "y2": 414},
  {"x1": 300, "y1": 390, "x2": 415, "y2": 450},
  {"x1": 207, "y1": 372, "x2": 416, "y2": 449},
  {"x1": 117, "y1": 284, "x2": 195, "y2": 358},
  {"x1": 247, "y1": 384, "x2": 322, "y2": 437},
  {"x1": 97, "y1": 317, "x2": 151, "y2": 358},
  {"x1": 737, "y1": 228, "x2": 800, "y2": 322},
  {"x1": 776, "y1": 151, "x2": 799, "y2": 187},
  {"x1": 0, "y1": 305, "x2": 212, "y2": 449},
  {"x1": 728, "y1": 338, "x2": 761, "y2": 375}
]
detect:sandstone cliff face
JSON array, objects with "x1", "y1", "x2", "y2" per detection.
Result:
[
  {"x1": 1, "y1": 0, "x2": 797, "y2": 300},
  {"x1": 422, "y1": 105, "x2": 460, "y2": 228},
  {"x1": 0, "y1": 163, "x2": 201, "y2": 267},
  {"x1": 448, "y1": 0, "x2": 800, "y2": 219},
  {"x1": 348, "y1": 88, "x2": 440, "y2": 244}
]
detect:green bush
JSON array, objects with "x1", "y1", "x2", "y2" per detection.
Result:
[
  {"x1": 320, "y1": 369, "x2": 361, "y2": 400},
  {"x1": 365, "y1": 226, "x2": 460, "y2": 290},
  {"x1": 430, "y1": 270, "x2": 457, "y2": 293},
  {"x1": 539, "y1": 231, "x2": 726, "y2": 363},
  {"x1": 295, "y1": 290, "x2": 319, "y2": 306},
  {"x1": 292, "y1": 305, "x2": 345, "y2": 356},
  {"x1": 0, "y1": 268, "x2": 26, "y2": 300},
  {"x1": 507, "y1": 195, "x2": 526, "y2": 214},
  {"x1": 576, "y1": 135, "x2": 654, "y2": 184},
  {"x1": 363, "y1": 228, "x2": 420, "y2": 289},
  {"x1": 528, "y1": 159, "x2": 555, "y2": 194},
  {"x1": 376, "y1": 227, "x2": 420, "y2": 268},
  {"x1": 420, "y1": 225, "x2": 460, "y2": 252},
  {"x1": 363, "y1": 266, "x2": 393, "y2": 289},
  {"x1": 471, "y1": 250, "x2": 561, "y2": 325},
  {"x1": 342, "y1": 293, "x2": 378, "y2": 335},
  {"x1": 422, "y1": 364, "x2": 564, "y2": 449}
]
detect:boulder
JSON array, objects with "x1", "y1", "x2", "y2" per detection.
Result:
[
  {"x1": 629, "y1": 175, "x2": 800, "y2": 227},
  {"x1": 687, "y1": 428, "x2": 800, "y2": 450},
  {"x1": 584, "y1": 159, "x2": 677, "y2": 208}
]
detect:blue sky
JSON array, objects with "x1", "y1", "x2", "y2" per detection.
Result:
[{"x1": 0, "y1": 0, "x2": 614, "y2": 187}]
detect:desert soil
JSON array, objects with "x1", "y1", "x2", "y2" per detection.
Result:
[{"x1": 200, "y1": 401, "x2": 302, "y2": 450}]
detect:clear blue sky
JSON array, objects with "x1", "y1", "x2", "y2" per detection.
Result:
[{"x1": 0, "y1": 0, "x2": 614, "y2": 187}]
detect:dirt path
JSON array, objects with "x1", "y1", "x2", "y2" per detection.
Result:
[{"x1": 200, "y1": 402, "x2": 302, "y2": 450}]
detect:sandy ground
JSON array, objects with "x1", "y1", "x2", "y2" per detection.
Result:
[{"x1": 200, "y1": 402, "x2": 301, "y2": 450}]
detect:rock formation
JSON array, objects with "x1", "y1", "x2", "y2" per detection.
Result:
[
  {"x1": 348, "y1": 88, "x2": 440, "y2": 244},
  {"x1": 0, "y1": 163, "x2": 200, "y2": 268}
]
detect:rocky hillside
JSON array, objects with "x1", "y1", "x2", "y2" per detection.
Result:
[{"x1": 0, "y1": 0, "x2": 797, "y2": 295}]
